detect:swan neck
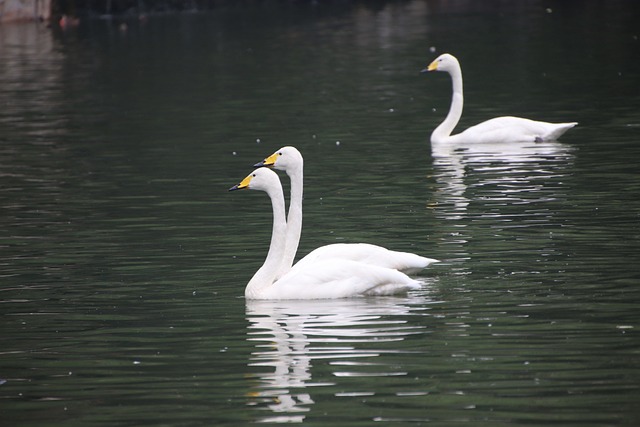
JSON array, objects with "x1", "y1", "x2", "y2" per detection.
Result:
[
  {"x1": 278, "y1": 162, "x2": 303, "y2": 277},
  {"x1": 432, "y1": 66, "x2": 464, "y2": 144},
  {"x1": 245, "y1": 183, "x2": 287, "y2": 298}
]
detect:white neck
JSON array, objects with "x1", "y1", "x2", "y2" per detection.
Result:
[
  {"x1": 276, "y1": 161, "x2": 303, "y2": 278},
  {"x1": 245, "y1": 182, "x2": 288, "y2": 299},
  {"x1": 431, "y1": 64, "x2": 464, "y2": 144}
]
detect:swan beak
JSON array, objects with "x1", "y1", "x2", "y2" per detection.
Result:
[
  {"x1": 228, "y1": 173, "x2": 253, "y2": 191},
  {"x1": 255, "y1": 152, "x2": 278, "y2": 168},
  {"x1": 424, "y1": 60, "x2": 438, "y2": 72}
]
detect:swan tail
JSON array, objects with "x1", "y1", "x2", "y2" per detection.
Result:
[
  {"x1": 387, "y1": 252, "x2": 440, "y2": 274},
  {"x1": 542, "y1": 122, "x2": 578, "y2": 141}
]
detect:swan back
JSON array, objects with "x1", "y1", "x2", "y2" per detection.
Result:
[
  {"x1": 454, "y1": 117, "x2": 578, "y2": 143},
  {"x1": 291, "y1": 243, "x2": 439, "y2": 275}
]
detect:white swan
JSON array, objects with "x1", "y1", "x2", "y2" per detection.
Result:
[
  {"x1": 254, "y1": 146, "x2": 439, "y2": 278},
  {"x1": 229, "y1": 167, "x2": 421, "y2": 300},
  {"x1": 424, "y1": 53, "x2": 577, "y2": 144}
]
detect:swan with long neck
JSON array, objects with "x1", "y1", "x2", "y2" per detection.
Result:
[
  {"x1": 254, "y1": 146, "x2": 439, "y2": 277},
  {"x1": 229, "y1": 168, "x2": 287, "y2": 298},
  {"x1": 229, "y1": 167, "x2": 421, "y2": 300},
  {"x1": 424, "y1": 53, "x2": 577, "y2": 144}
]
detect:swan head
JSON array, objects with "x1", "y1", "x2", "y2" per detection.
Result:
[
  {"x1": 423, "y1": 53, "x2": 459, "y2": 73},
  {"x1": 254, "y1": 146, "x2": 303, "y2": 173},
  {"x1": 229, "y1": 167, "x2": 281, "y2": 193}
]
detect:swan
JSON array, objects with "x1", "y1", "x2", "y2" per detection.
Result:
[
  {"x1": 423, "y1": 53, "x2": 577, "y2": 144},
  {"x1": 229, "y1": 167, "x2": 421, "y2": 300},
  {"x1": 254, "y1": 146, "x2": 439, "y2": 277}
]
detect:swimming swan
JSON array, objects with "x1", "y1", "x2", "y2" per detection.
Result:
[
  {"x1": 254, "y1": 146, "x2": 439, "y2": 278},
  {"x1": 229, "y1": 167, "x2": 421, "y2": 300},
  {"x1": 423, "y1": 53, "x2": 577, "y2": 144}
]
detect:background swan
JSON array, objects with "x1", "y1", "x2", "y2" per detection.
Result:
[
  {"x1": 424, "y1": 53, "x2": 577, "y2": 144},
  {"x1": 229, "y1": 167, "x2": 421, "y2": 300},
  {"x1": 255, "y1": 146, "x2": 439, "y2": 277}
]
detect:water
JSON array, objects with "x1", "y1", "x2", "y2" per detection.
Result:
[{"x1": 1, "y1": 1, "x2": 640, "y2": 425}]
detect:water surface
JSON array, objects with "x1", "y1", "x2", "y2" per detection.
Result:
[{"x1": 1, "y1": 1, "x2": 640, "y2": 425}]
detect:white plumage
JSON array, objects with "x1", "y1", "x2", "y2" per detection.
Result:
[
  {"x1": 424, "y1": 53, "x2": 577, "y2": 144},
  {"x1": 229, "y1": 168, "x2": 421, "y2": 300},
  {"x1": 255, "y1": 146, "x2": 439, "y2": 279}
]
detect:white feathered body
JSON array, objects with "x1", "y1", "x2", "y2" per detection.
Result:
[
  {"x1": 441, "y1": 116, "x2": 577, "y2": 144},
  {"x1": 232, "y1": 167, "x2": 426, "y2": 300},
  {"x1": 292, "y1": 243, "x2": 439, "y2": 275},
  {"x1": 247, "y1": 258, "x2": 421, "y2": 300},
  {"x1": 427, "y1": 53, "x2": 576, "y2": 144}
]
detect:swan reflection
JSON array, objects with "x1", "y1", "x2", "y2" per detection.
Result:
[
  {"x1": 430, "y1": 138, "x2": 576, "y2": 271},
  {"x1": 245, "y1": 296, "x2": 430, "y2": 422},
  {"x1": 430, "y1": 139, "x2": 575, "y2": 219}
]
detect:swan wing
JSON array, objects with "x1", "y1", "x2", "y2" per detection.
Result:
[
  {"x1": 453, "y1": 117, "x2": 577, "y2": 143},
  {"x1": 291, "y1": 243, "x2": 439, "y2": 274},
  {"x1": 254, "y1": 259, "x2": 421, "y2": 300}
]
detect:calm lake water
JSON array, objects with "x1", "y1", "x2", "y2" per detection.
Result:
[{"x1": 2, "y1": 1, "x2": 640, "y2": 425}]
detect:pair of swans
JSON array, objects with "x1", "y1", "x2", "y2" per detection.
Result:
[
  {"x1": 230, "y1": 147, "x2": 439, "y2": 300},
  {"x1": 424, "y1": 53, "x2": 577, "y2": 144}
]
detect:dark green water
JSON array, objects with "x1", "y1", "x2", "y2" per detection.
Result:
[{"x1": 1, "y1": 1, "x2": 640, "y2": 425}]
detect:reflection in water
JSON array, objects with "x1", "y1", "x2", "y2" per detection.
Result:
[
  {"x1": 245, "y1": 297, "x2": 431, "y2": 423},
  {"x1": 431, "y1": 139, "x2": 575, "y2": 216},
  {"x1": 430, "y1": 139, "x2": 576, "y2": 266},
  {"x1": 0, "y1": 24, "x2": 63, "y2": 134}
]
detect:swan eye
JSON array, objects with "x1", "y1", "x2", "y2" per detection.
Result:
[{"x1": 278, "y1": 152, "x2": 283, "y2": 156}]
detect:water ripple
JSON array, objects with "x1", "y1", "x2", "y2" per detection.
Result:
[{"x1": 244, "y1": 296, "x2": 434, "y2": 421}]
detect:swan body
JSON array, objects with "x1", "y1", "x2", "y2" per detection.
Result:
[
  {"x1": 229, "y1": 168, "x2": 421, "y2": 300},
  {"x1": 425, "y1": 53, "x2": 577, "y2": 144},
  {"x1": 255, "y1": 146, "x2": 439, "y2": 277},
  {"x1": 250, "y1": 258, "x2": 421, "y2": 300},
  {"x1": 290, "y1": 243, "x2": 434, "y2": 275}
]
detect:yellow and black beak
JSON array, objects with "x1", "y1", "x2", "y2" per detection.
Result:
[
  {"x1": 253, "y1": 152, "x2": 279, "y2": 168},
  {"x1": 421, "y1": 59, "x2": 439, "y2": 74},
  {"x1": 228, "y1": 173, "x2": 253, "y2": 192}
]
